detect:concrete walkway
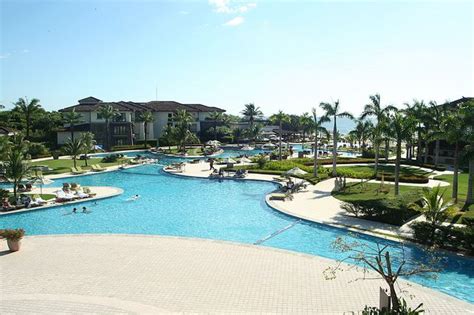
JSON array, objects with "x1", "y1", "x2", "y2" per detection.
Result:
[{"x1": 1, "y1": 235, "x2": 472, "y2": 314}]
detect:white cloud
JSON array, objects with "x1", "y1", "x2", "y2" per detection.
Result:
[
  {"x1": 0, "y1": 53, "x2": 10, "y2": 59},
  {"x1": 224, "y1": 16, "x2": 244, "y2": 26},
  {"x1": 22, "y1": 49, "x2": 29, "y2": 53},
  {"x1": 209, "y1": 0, "x2": 256, "y2": 14}
]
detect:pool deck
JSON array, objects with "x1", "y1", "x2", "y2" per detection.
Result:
[
  {"x1": 164, "y1": 161, "x2": 451, "y2": 240},
  {"x1": 1, "y1": 186, "x2": 123, "y2": 216},
  {"x1": 1, "y1": 234, "x2": 472, "y2": 314}
]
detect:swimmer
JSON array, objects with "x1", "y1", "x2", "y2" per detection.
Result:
[
  {"x1": 72, "y1": 207, "x2": 77, "y2": 214},
  {"x1": 82, "y1": 206, "x2": 91, "y2": 214}
]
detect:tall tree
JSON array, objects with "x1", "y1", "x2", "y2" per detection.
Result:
[
  {"x1": 97, "y1": 104, "x2": 118, "y2": 151},
  {"x1": 269, "y1": 111, "x2": 290, "y2": 160},
  {"x1": 241, "y1": 103, "x2": 263, "y2": 144},
  {"x1": 404, "y1": 100, "x2": 426, "y2": 162},
  {"x1": 207, "y1": 111, "x2": 224, "y2": 140},
  {"x1": 80, "y1": 132, "x2": 96, "y2": 166},
  {"x1": 4, "y1": 134, "x2": 31, "y2": 203},
  {"x1": 13, "y1": 97, "x2": 42, "y2": 140},
  {"x1": 63, "y1": 137, "x2": 84, "y2": 168},
  {"x1": 62, "y1": 108, "x2": 83, "y2": 141},
  {"x1": 360, "y1": 94, "x2": 396, "y2": 174},
  {"x1": 311, "y1": 108, "x2": 330, "y2": 177},
  {"x1": 300, "y1": 113, "x2": 313, "y2": 143},
  {"x1": 320, "y1": 100, "x2": 354, "y2": 176},
  {"x1": 389, "y1": 111, "x2": 415, "y2": 195},
  {"x1": 173, "y1": 109, "x2": 199, "y2": 152},
  {"x1": 138, "y1": 111, "x2": 154, "y2": 148},
  {"x1": 426, "y1": 101, "x2": 446, "y2": 167},
  {"x1": 461, "y1": 101, "x2": 474, "y2": 207}
]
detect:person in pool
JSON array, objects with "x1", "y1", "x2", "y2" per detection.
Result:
[
  {"x1": 72, "y1": 207, "x2": 77, "y2": 213},
  {"x1": 82, "y1": 206, "x2": 91, "y2": 214}
]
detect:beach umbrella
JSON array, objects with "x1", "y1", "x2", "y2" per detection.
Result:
[
  {"x1": 285, "y1": 167, "x2": 307, "y2": 176},
  {"x1": 240, "y1": 157, "x2": 252, "y2": 163},
  {"x1": 30, "y1": 176, "x2": 54, "y2": 195},
  {"x1": 206, "y1": 140, "x2": 221, "y2": 146}
]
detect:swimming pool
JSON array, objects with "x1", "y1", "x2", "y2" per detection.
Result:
[{"x1": 1, "y1": 163, "x2": 473, "y2": 303}]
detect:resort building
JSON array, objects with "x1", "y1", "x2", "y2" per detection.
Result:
[
  {"x1": 57, "y1": 97, "x2": 225, "y2": 147},
  {"x1": 426, "y1": 96, "x2": 473, "y2": 166},
  {"x1": 0, "y1": 126, "x2": 18, "y2": 137}
]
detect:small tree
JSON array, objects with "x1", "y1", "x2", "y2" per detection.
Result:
[
  {"x1": 269, "y1": 111, "x2": 290, "y2": 161},
  {"x1": 4, "y1": 135, "x2": 31, "y2": 203},
  {"x1": 63, "y1": 137, "x2": 84, "y2": 168},
  {"x1": 138, "y1": 111, "x2": 154, "y2": 148},
  {"x1": 325, "y1": 235, "x2": 440, "y2": 312},
  {"x1": 80, "y1": 132, "x2": 96, "y2": 166}
]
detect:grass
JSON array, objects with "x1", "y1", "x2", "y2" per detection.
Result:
[
  {"x1": 434, "y1": 173, "x2": 473, "y2": 223},
  {"x1": 31, "y1": 157, "x2": 129, "y2": 175},
  {"x1": 164, "y1": 147, "x2": 204, "y2": 156},
  {"x1": 336, "y1": 165, "x2": 433, "y2": 177},
  {"x1": 332, "y1": 182, "x2": 424, "y2": 226}
]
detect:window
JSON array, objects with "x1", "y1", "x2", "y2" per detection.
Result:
[
  {"x1": 114, "y1": 113, "x2": 126, "y2": 122},
  {"x1": 113, "y1": 126, "x2": 127, "y2": 135},
  {"x1": 96, "y1": 112, "x2": 104, "y2": 120}
]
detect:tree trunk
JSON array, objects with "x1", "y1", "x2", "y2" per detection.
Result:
[
  {"x1": 73, "y1": 157, "x2": 77, "y2": 168},
  {"x1": 417, "y1": 129, "x2": 422, "y2": 162},
  {"x1": 405, "y1": 143, "x2": 409, "y2": 160},
  {"x1": 85, "y1": 153, "x2": 88, "y2": 166},
  {"x1": 394, "y1": 140, "x2": 401, "y2": 196},
  {"x1": 452, "y1": 142, "x2": 459, "y2": 202},
  {"x1": 144, "y1": 122, "x2": 148, "y2": 148},
  {"x1": 385, "y1": 139, "x2": 389, "y2": 162},
  {"x1": 465, "y1": 157, "x2": 473, "y2": 207},
  {"x1": 105, "y1": 119, "x2": 110, "y2": 151},
  {"x1": 332, "y1": 116, "x2": 337, "y2": 177},
  {"x1": 424, "y1": 141, "x2": 429, "y2": 164},
  {"x1": 434, "y1": 139, "x2": 440, "y2": 167},
  {"x1": 313, "y1": 132, "x2": 318, "y2": 177},
  {"x1": 13, "y1": 181, "x2": 18, "y2": 204},
  {"x1": 278, "y1": 121, "x2": 282, "y2": 161},
  {"x1": 374, "y1": 140, "x2": 379, "y2": 176},
  {"x1": 26, "y1": 114, "x2": 31, "y2": 140},
  {"x1": 70, "y1": 124, "x2": 75, "y2": 142}
]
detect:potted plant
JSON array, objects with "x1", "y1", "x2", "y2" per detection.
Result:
[{"x1": 1, "y1": 228, "x2": 25, "y2": 252}]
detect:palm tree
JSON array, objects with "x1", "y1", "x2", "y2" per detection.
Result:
[
  {"x1": 207, "y1": 111, "x2": 224, "y2": 140},
  {"x1": 241, "y1": 103, "x2": 263, "y2": 144},
  {"x1": 173, "y1": 109, "x2": 199, "y2": 152},
  {"x1": 13, "y1": 97, "x2": 42, "y2": 140},
  {"x1": 411, "y1": 185, "x2": 456, "y2": 242},
  {"x1": 311, "y1": 108, "x2": 330, "y2": 177},
  {"x1": 97, "y1": 104, "x2": 118, "y2": 150},
  {"x1": 300, "y1": 113, "x2": 313, "y2": 143},
  {"x1": 4, "y1": 135, "x2": 31, "y2": 203},
  {"x1": 404, "y1": 100, "x2": 426, "y2": 162},
  {"x1": 320, "y1": 100, "x2": 354, "y2": 176},
  {"x1": 62, "y1": 108, "x2": 83, "y2": 141},
  {"x1": 80, "y1": 132, "x2": 96, "y2": 166},
  {"x1": 360, "y1": 94, "x2": 396, "y2": 174},
  {"x1": 246, "y1": 123, "x2": 263, "y2": 146},
  {"x1": 389, "y1": 111, "x2": 415, "y2": 195},
  {"x1": 63, "y1": 137, "x2": 84, "y2": 168},
  {"x1": 138, "y1": 111, "x2": 154, "y2": 148},
  {"x1": 461, "y1": 101, "x2": 474, "y2": 207},
  {"x1": 161, "y1": 124, "x2": 176, "y2": 152},
  {"x1": 269, "y1": 111, "x2": 290, "y2": 160},
  {"x1": 426, "y1": 101, "x2": 446, "y2": 167}
]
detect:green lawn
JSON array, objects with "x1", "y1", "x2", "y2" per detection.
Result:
[
  {"x1": 336, "y1": 165, "x2": 433, "y2": 177},
  {"x1": 332, "y1": 182, "x2": 424, "y2": 202},
  {"x1": 433, "y1": 173, "x2": 473, "y2": 223},
  {"x1": 31, "y1": 157, "x2": 128, "y2": 174}
]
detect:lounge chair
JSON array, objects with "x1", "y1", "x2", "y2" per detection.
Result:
[
  {"x1": 82, "y1": 187, "x2": 96, "y2": 197},
  {"x1": 55, "y1": 190, "x2": 75, "y2": 202},
  {"x1": 91, "y1": 164, "x2": 105, "y2": 172},
  {"x1": 17, "y1": 184, "x2": 27, "y2": 192},
  {"x1": 32, "y1": 194, "x2": 47, "y2": 205},
  {"x1": 269, "y1": 193, "x2": 288, "y2": 201},
  {"x1": 75, "y1": 188, "x2": 89, "y2": 199},
  {"x1": 272, "y1": 176, "x2": 287, "y2": 182},
  {"x1": 233, "y1": 169, "x2": 247, "y2": 179},
  {"x1": 70, "y1": 167, "x2": 86, "y2": 175}
]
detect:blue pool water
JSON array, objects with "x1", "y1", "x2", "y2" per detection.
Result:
[{"x1": 1, "y1": 162, "x2": 473, "y2": 303}]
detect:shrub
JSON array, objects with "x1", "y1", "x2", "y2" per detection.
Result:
[
  {"x1": 28, "y1": 142, "x2": 50, "y2": 159},
  {"x1": 0, "y1": 228, "x2": 25, "y2": 241},
  {"x1": 111, "y1": 144, "x2": 151, "y2": 151},
  {"x1": 254, "y1": 155, "x2": 267, "y2": 168},
  {"x1": 376, "y1": 174, "x2": 429, "y2": 184},
  {"x1": 361, "y1": 149, "x2": 387, "y2": 159},
  {"x1": 461, "y1": 213, "x2": 474, "y2": 226},
  {"x1": 341, "y1": 202, "x2": 364, "y2": 218},
  {"x1": 101, "y1": 154, "x2": 119, "y2": 163},
  {"x1": 411, "y1": 222, "x2": 474, "y2": 254},
  {"x1": 337, "y1": 167, "x2": 374, "y2": 180},
  {"x1": 0, "y1": 188, "x2": 9, "y2": 199}
]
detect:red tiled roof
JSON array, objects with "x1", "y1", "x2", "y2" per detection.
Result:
[{"x1": 60, "y1": 97, "x2": 225, "y2": 113}]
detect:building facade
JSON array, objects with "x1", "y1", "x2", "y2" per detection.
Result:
[{"x1": 57, "y1": 97, "x2": 225, "y2": 148}]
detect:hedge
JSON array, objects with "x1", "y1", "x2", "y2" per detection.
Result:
[
  {"x1": 411, "y1": 221, "x2": 474, "y2": 254},
  {"x1": 110, "y1": 144, "x2": 152, "y2": 151},
  {"x1": 375, "y1": 174, "x2": 429, "y2": 184}
]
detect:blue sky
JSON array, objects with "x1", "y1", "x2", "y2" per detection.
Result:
[{"x1": 1, "y1": 0, "x2": 472, "y2": 116}]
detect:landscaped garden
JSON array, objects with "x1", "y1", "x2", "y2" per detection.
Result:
[{"x1": 31, "y1": 156, "x2": 130, "y2": 175}]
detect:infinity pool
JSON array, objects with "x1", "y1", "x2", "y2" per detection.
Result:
[{"x1": 1, "y1": 162, "x2": 473, "y2": 303}]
